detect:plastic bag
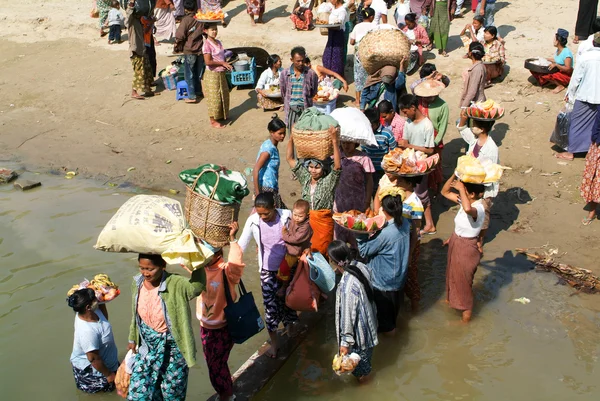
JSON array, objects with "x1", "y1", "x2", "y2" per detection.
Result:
[
  {"x1": 549, "y1": 102, "x2": 572, "y2": 151},
  {"x1": 115, "y1": 350, "x2": 135, "y2": 398},
  {"x1": 330, "y1": 107, "x2": 377, "y2": 146},
  {"x1": 455, "y1": 155, "x2": 486, "y2": 183},
  {"x1": 94, "y1": 195, "x2": 214, "y2": 270},
  {"x1": 332, "y1": 352, "x2": 361, "y2": 375}
]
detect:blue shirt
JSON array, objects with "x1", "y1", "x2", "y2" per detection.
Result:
[
  {"x1": 357, "y1": 218, "x2": 411, "y2": 291},
  {"x1": 361, "y1": 126, "x2": 397, "y2": 171},
  {"x1": 256, "y1": 139, "x2": 280, "y2": 190},
  {"x1": 554, "y1": 47, "x2": 574, "y2": 66},
  {"x1": 70, "y1": 309, "x2": 119, "y2": 374}
]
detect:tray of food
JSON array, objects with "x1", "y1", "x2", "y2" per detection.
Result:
[
  {"x1": 382, "y1": 148, "x2": 439, "y2": 176},
  {"x1": 194, "y1": 10, "x2": 225, "y2": 22},
  {"x1": 524, "y1": 57, "x2": 558, "y2": 74},
  {"x1": 465, "y1": 99, "x2": 505, "y2": 121},
  {"x1": 333, "y1": 209, "x2": 386, "y2": 234},
  {"x1": 314, "y1": 23, "x2": 342, "y2": 28},
  {"x1": 455, "y1": 155, "x2": 505, "y2": 184},
  {"x1": 67, "y1": 274, "x2": 120, "y2": 303}
]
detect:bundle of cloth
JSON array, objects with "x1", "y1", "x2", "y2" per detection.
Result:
[{"x1": 179, "y1": 164, "x2": 250, "y2": 204}]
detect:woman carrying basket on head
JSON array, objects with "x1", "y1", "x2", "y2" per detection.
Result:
[{"x1": 285, "y1": 127, "x2": 342, "y2": 256}]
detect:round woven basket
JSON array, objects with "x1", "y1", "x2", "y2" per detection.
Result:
[
  {"x1": 184, "y1": 169, "x2": 240, "y2": 248},
  {"x1": 358, "y1": 29, "x2": 411, "y2": 75},
  {"x1": 292, "y1": 127, "x2": 333, "y2": 160}
]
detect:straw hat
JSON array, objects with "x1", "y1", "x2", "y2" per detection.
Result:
[{"x1": 413, "y1": 79, "x2": 446, "y2": 97}]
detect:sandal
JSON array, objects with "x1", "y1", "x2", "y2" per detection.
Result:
[{"x1": 582, "y1": 217, "x2": 594, "y2": 226}]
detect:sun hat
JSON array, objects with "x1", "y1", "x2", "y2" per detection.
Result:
[{"x1": 413, "y1": 79, "x2": 446, "y2": 97}]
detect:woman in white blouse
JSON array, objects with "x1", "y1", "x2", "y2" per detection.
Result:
[
  {"x1": 255, "y1": 54, "x2": 283, "y2": 111},
  {"x1": 322, "y1": 0, "x2": 349, "y2": 78}
]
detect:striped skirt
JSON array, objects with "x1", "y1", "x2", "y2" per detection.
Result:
[
  {"x1": 446, "y1": 232, "x2": 480, "y2": 311},
  {"x1": 203, "y1": 69, "x2": 229, "y2": 120}
]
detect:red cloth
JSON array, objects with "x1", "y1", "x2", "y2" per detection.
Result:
[
  {"x1": 290, "y1": 10, "x2": 314, "y2": 30},
  {"x1": 418, "y1": 100, "x2": 444, "y2": 191},
  {"x1": 446, "y1": 232, "x2": 480, "y2": 311},
  {"x1": 531, "y1": 71, "x2": 572, "y2": 87}
]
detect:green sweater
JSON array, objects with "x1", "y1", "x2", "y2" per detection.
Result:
[{"x1": 128, "y1": 269, "x2": 206, "y2": 367}]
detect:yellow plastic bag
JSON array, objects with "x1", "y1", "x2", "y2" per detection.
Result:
[
  {"x1": 455, "y1": 155, "x2": 486, "y2": 183},
  {"x1": 94, "y1": 195, "x2": 213, "y2": 270}
]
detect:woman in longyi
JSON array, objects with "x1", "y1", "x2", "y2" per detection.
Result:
[{"x1": 285, "y1": 127, "x2": 342, "y2": 256}]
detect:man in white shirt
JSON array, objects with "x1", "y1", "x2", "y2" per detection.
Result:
[{"x1": 560, "y1": 33, "x2": 600, "y2": 160}]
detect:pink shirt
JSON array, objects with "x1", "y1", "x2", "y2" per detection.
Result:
[
  {"x1": 137, "y1": 285, "x2": 168, "y2": 333},
  {"x1": 384, "y1": 113, "x2": 407, "y2": 142},
  {"x1": 202, "y1": 38, "x2": 226, "y2": 72}
]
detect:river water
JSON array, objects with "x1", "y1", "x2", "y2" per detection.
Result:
[{"x1": 1, "y1": 168, "x2": 599, "y2": 400}]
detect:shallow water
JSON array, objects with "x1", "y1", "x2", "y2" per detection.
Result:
[
  {"x1": 0, "y1": 167, "x2": 264, "y2": 400},
  {"x1": 1, "y1": 168, "x2": 599, "y2": 401}
]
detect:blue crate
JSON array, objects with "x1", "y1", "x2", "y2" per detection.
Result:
[
  {"x1": 313, "y1": 98, "x2": 337, "y2": 115},
  {"x1": 229, "y1": 58, "x2": 256, "y2": 86}
]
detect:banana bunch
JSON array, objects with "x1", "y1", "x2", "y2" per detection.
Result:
[
  {"x1": 90, "y1": 274, "x2": 118, "y2": 290},
  {"x1": 477, "y1": 99, "x2": 498, "y2": 110}
]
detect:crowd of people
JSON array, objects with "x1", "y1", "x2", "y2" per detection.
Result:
[{"x1": 69, "y1": 0, "x2": 600, "y2": 399}]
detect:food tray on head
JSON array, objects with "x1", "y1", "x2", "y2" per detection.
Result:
[
  {"x1": 194, "y1": 18, "x2": 223, "y2": 24},
  {"x1": 465, "y1": 109, "x2": 504, "y2": 121},
  {"x1": 314, "y1": 23, "x2": 342, "y2": 28},
  {"x1": 333, "y1": 219, "x2": 383, "y2": 235},
  {"x1": 385, "y1": 170, "x2": 432, "y2": 177},
  {"x1": 524, "y1": 58, "x2": 558, "y2": 74}
]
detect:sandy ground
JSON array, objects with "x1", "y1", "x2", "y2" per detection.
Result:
[{"x1": 1, "y1": 0, "x2": 599, "y2": 275}]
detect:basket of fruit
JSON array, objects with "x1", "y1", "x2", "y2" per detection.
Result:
[
  {"x1": 67, "y1": 274, "x2": 120, "y2": 303},
  {"x1": 465, "y1": 99, "x2": 505, "y2": 121},
  {"x1": 333, "y1": 209, "x2": 386, "y2": 234},
  {"x1": 382, "y1": 148, "x2": 439, "y2": 176}
]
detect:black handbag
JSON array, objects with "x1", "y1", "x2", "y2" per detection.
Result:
[{"x1": 222, "y1": 270, "x2": 265, "y2": 344}]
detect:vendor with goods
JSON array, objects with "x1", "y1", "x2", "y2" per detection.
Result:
[
  {"x1": 196, "y1": 223, "x2": 243, "y2": 401},
  {"x1": 280, "y1": 46, "x2": 320, "y2": 132},
  {"x1": 398, "y1": 94, "x2": 437, "y2": 236},
  {"x1": 440, "y1": 169, "x2": 488, "y2": 323},
  {"x1": 126, "y1": 253, "x2": 206, "y2": 400},
  {"x1": 239, "y1": 193, "x2": 299, "y2": 358},
  {"x1": 328, "y1": 240, "x2": 378, "y2": 382},
  {"x1": 174, "y1": 0, "x2": 205, "y2": 104},
  {"x1": 360, "y1": 58, "x2": 409, "y2": 111},
  {"x1": 202, "y1": 23, "x2": 232, "y2": 128},
  {"x1": 256, "y1": 54, "x2": 284, "y2": 111},
  {"x1": 68, "y1": 288, "x2": 119, "y2": 394},
  {"x1": 286, "y1": 126, "x2": 342, "y2": 256},
  {"x1": 321, "y1": 0, "x2": 349, "y2": 78},
  {"x1": 305, "y1": 57, "x2": 349, "y2": 93},
  {"x1": 458, "y1": 104, "x2": 500, "y2": 252},
  {"x1": 356, "y1": 189, "x2": 410, "y2": 335},
  {"x1": 401, "y1": 13, "x2": 430, "y2": 70},
  {"x1": 529, "y1": 28, "x2": 574, "y2": 94},
  {"x1": 482, "y1": 26, "x2": 506, "y2": 86}
]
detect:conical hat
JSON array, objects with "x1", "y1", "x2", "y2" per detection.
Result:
[{"x1": 413, "y1": 79, "x2": 446, "y2": 97}]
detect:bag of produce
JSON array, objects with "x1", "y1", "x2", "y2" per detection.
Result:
[
  {"x1": 330, "y1": 107, "x2": 377, "y2": 146},
  {"x1": 549, "y1": 102, "x2": 572, "y2": 151},
  {"x1": 358, "y1": 29, "x2": 411, "y2": 75},
  {"x1": 455, "y1": 155, "x2": 504, "y2": 184},
  {"x1": 115, "y1": 350, "x2": 135, "y2": 398},
  {"x1": 94, "y1": 195, "x2": 214, "y2": 270},
  {"x1": 294, "y1": 107, "x2": 339, "y2": 131},
  {"x1": 332, "y1": 352, "x2": 361, "y2": 375}
]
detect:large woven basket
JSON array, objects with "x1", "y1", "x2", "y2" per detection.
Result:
[
  {"x1": 292, "y1": 127, "x2": 333, "y2": 160},
  {"x1": 358, "y1": 29, "x2": 411, "y2": 75},
  {"x1": 184, "y1": 169, "x2": 240, "y2": 248}
]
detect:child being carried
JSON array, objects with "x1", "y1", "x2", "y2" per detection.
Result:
[{"x1": 278, "y1": 199, "x2": 313, "y2": 296}]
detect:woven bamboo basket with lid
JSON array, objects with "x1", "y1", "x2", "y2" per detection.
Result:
[
  {"x1": 184, "y1": 168, "x2": 240, "y2": 248},
  {"x1": 358, "y1": 29, "x2": 411, "y2": 75},
  {"x1": 292, "y1": 125, "x2": 337, "y2": 160}
]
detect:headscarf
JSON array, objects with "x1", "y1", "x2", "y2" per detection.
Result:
[
  {"x1": 556, "y1": 28, "x2": 569, "y2": 40},
  {"x1": 365, "y1": 65, "x2": 398, "y2": 88}
]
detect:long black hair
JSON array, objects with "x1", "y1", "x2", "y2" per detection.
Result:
[
  {"x1": 381, "y1": 194, "x2": 403, "y2": 228},
  {"x1": 267, "y1": 54, "x2": 281, "y2": 68},
  {"x1": 67, "y1": 288, "x2": 96, "y2": 313},
  {"x1": 469, "y1": 42, "x2": 485, "y2": 61},
  {"x1": 255, "y1": 192, "x2": 275, "y2": 209},
  {"x1": 267, "y1": 113, "x2": 286, "y2": 132},
  {"x1": 327, "y1": 240, "x2": 374, "y2": 303},
  {"x1": 138, "y1": 253, "x2": 167, "y2": 268}
]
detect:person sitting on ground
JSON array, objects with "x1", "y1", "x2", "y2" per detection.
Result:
[
  {"x1": 398, "y1": 94, "x2": 436, "y2": 235},
  {"x1": 530, "y1": 28, "x2": 574, "y2": 94},
  {"x1": 457, "y1": 110, "x2": 499, "y2": 252},
  {"x1": 68, "y1": 289, "x2": 119, "y2": 394},
  {"x1": 329, "y1": 240, "x2": 378, "y2": 383},
  {"x1": 441, "y1": 175, "x2": 485, "y2": 324},
  {"x1": 304, "y1": 57, "x2": 349, "y2": 92},
  {"x1": 104, "y1": 1, "x2": 124, "y2": 44},
  {"x1": 175, "y1": 0, "x2": 205, "y2": 104},
  {"x1": 378, "y1": 99, "x2": 406, "y2": 142},
  {"x1": 290, "y1": 0, "x2": 315, "y2": 30},
  {"x1": 256, "y1": 54, "x2": 284, "y2": 111},
  {"x1": 402, "y1": 13, "x2": 431, "y2": 70},
  {"x1": 460, "y1": 15, "x2": 485, "y2": 45},
  {"x1": 361, "y1": 108, "x2": 397, "y2": 194},
  {"x1": 482, "y1": 26, "x2": 506, "y2": 86}
]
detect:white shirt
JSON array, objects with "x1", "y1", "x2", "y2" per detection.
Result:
[
  {"x1": 454, "y1": 201, "x2": 485, "y2": 238},
  {"x1": 255, "y1": 68, "x2": 282, "y2": 91},
  {"x1": 566, "y1": 47, "x2": 600, "y2": 104},
  {"x1": 350, "y1": 21, "x2": 375, "y2": 44},
  {"x1": 458, "y1": 124, "x2": 499, "y2": 198},
  {"x1": 329, "y1": 6, "x2": 349, "y2": 30},
  {"x1": 371, "y1": 0, "x2": 389, "y2": 25},
  {"x1": 404, "y1": 28, "x2": 419, "y2": 52},
  {"x1": 404, "y1": 118, "x2": 435, "y2": 148},
  {"x1": 107, "y1": 8, "x2": 124, "y2": 26},
  {"x1": 394, "y1": 2, "x2": 411, "y2": 26},
  {"x1": 577, "y1": 35, "x2": 595, "y2": 59}
]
